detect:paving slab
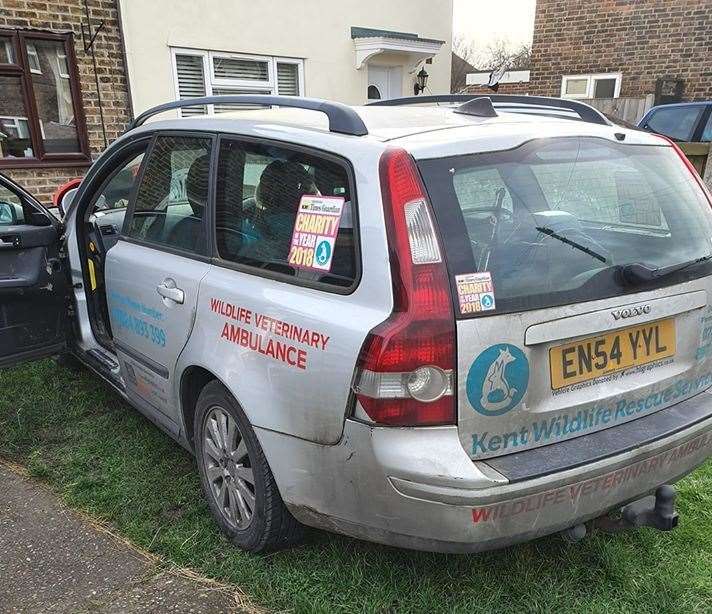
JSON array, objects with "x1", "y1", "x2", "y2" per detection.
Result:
[{"x1": 0, "y1": 464, "x2": 245, "y2": 613}]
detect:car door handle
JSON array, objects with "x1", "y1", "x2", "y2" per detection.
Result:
[
  {"x1": 156, "y1": 278, "x2": 184, "y2": 304},
  {"x1": 0, "y1": 235, "x2": 21, "y2": 248}
]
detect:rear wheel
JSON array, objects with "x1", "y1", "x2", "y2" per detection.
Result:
[{"x1": 194, "y1": 381, "x2": 304, "y2": 552}]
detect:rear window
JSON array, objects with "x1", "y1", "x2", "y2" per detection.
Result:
[{"x1": 419, "y1": 137, "x2": 712, "y2": 315}]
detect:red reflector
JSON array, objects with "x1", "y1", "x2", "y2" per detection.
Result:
[{"x1": 358, "y1": 396, "x2": 454, "y2": 427}]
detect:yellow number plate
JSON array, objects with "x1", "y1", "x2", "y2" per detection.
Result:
[{"x1": 549, "y1": 319, "x2": 676, "y2": 390}]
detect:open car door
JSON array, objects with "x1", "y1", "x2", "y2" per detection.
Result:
[{"x1": 0, "y1": 173, "x2": 70, "y2": 367}]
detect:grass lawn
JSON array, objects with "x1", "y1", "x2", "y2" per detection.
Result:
[{"x1": 1, "y1": 360, "x2": 711, "y2": 613}]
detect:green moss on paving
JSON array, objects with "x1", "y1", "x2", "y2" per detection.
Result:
[{"x1": 1, "y1": 360, "x2": 711, "y2": 613}]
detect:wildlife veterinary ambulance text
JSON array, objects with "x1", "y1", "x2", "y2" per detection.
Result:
[{"x1": 210, "y1": 298, "x2": 329, "y2": 370}]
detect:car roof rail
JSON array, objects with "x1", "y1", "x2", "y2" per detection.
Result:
[
  {"x1": 127, "y1": 95, "x2": 369, "y2": 136},
  {"x1": 367, "y1": 94, "x2": 611, "y2": 126}
]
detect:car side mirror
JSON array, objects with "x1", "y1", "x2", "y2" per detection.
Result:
[
  {"x1": 57, "y1": 187, "x2": 78, "y2": 218},
  {"x1": 0, "y1": 201, "x2": 18, "y2": 225}
]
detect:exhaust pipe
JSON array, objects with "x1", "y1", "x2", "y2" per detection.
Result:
[
  {"x1": 594, "y1": 485, "x2": 680, "y2": 534},
  {"x1": 561, "y1": 523, "x2": 587, "y2": 543}
]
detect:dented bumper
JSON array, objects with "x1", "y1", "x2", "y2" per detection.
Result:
[{"x1": 257, "y1": 407, "x2": 712, "y2": 553}]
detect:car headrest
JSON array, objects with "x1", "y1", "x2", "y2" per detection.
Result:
[
  {"x1": 185, "y1": 154, "x2": 209, "y2": 209},
  {"x1": 255, "y1": 160, "x2": 318, "y2": 214}
]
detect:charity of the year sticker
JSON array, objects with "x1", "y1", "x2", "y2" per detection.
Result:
[
  {"x1": 455, "y1": 272, "x2": 496, "y2": 314},
  {"x1": 288, "y1": 195, "x2": 345, "y2": 271}
]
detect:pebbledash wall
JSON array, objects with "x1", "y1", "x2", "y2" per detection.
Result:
[
  {"x1": 118, "y1": 0, "x2": 453, "y2": 114},
  {"x1": 1, "y1": 0, "x2": 131, "y2": 202},
  {"x1": 464, "y1": 0, "x2": 712, "y2": 101}
]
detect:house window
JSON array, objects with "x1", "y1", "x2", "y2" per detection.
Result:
[
  {"x1": 0, "y1": 30, "x2": 89, "y2": 166},
  {"x1": 561, "y1": 73, "x2": 622, "y2": 99},
  {"x1": 56, "y1": 47, "x2": 69, "y2": 78},
  {"x1": 26, "y1": 43, "x2": 41, "y2": 73},
  {"x1": 1, "y1": 35, "x2": 15, "y2": 64},
  {"x1": 172, "y1": 48, "x2": 304, "y2": 116}
]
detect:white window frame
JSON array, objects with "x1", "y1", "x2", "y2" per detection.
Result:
[
  {"x1": 560, "y1": 72, "x2": 622, "y2": 99},
  {"x1": 210, "y1": 51, "x2": 274, "y2": 89},
  {"x1": 170, "y1": 47, "x2": 305, "y2": 116},
  {"x1": 56, "y1": 47, "x2": 69, "y2": 78},
  {"x1": 274, "y1": 56, "x2": 305, "y2": 97},
  {"x1": 2, "y1": 40, "x2": 14, "y2": 64},
  {"x1": 26, "y1": 43, "x2": 41, "y2": 74},
  {"x1": 0, "y1": 116, "x2": 31, "y2": 138}
]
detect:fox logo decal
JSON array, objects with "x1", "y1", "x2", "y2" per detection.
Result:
[
  {"x1": 467, "y1": 344, "x2": 529, "y2": 417},
  {"x1": 480, "y1": 347, "x2": 518, "y2": 412}
]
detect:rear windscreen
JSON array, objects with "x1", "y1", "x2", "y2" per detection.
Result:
[{"x1": 418, "y1": 137, "x2": 712, "y2": 315}]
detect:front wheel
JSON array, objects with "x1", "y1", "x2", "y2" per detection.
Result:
[{"x1": 194, "y1": 381, "x2": 304, "y2": 552}]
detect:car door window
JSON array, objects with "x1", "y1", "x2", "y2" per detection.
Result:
[
  {"x1": 701, "y1": 110, "x2": 712, "y2": 143},
  {"x1": 126, "y1": 135, "x2": 211, "y2": 255},
  {"x1": 0, "y1": 183, "x2": 23, "y2": 225},
  {"x1": 646, "y1": 106, "x2": 703, "y2": 141},
  {"x1": 92, "y1": 151, "x2": 145, "y2": 213},
  {"x1": 214, "y1": 138, "x2": 357, "y2": 289}
]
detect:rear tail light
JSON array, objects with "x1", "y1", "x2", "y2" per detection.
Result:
[{"x1": 352, "y1": 148, "x2": 456, "y2": 426}]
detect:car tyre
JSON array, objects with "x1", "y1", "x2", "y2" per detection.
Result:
[{"x1": 194, "y1": 380, "x2": 304, "y2": 552}]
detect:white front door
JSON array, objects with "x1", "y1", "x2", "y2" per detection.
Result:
[{"x1": 367, "y1": 65, "x2": 403, "y2": 101}]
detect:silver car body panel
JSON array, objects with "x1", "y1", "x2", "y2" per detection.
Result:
[
  {"x1": 105, "y1": 242, "x2": 211, "y2": 423},
  {"x1": 257, "y1": 411, "x2": 712, "y2": 553}
]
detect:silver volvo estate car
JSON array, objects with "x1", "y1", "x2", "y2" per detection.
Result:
[{"x1": 1, "y1": 94, "x2": 711, "y2": 553}]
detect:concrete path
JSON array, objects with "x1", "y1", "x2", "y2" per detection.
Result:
[{"x1": 0, "y1": 464, "x2": 248, "y2": 613}]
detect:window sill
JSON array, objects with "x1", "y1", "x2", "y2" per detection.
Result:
[{"x1": 0, "y1": 157, "x2": 92, "y2": 170}]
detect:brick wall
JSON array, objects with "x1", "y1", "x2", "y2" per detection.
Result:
[
  {"x1": 528, "y1": 0, "x2": 712, "y2": 101},
  {"x1": 0, "y1": 0, "x2": 131, "y2": 203}
]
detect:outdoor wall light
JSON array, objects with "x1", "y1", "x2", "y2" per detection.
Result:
[{"x1": 414, "y1": 67, "x2": 429, "y2": 95}]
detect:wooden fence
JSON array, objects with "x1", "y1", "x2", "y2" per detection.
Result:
[
  {"x1": 583, "y1": 94, "x2": 655, "y2": 124},
  {"x1": 679, "y1": 142, "x2": 712, "y2": 189}
]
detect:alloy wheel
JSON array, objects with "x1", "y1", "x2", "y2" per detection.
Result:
[{"x1": 202, "y1": 406, "x2": 256, "y2": 529}]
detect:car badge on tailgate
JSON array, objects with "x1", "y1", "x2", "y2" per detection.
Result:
[{"x1": 612, "y1": 304, "x2": 651, "y2": 320}]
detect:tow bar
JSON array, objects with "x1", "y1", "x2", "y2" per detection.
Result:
[{"x1": 561, "y1": 485, "x2": 679, "y2": 543}]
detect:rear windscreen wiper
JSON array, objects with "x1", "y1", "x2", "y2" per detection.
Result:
[
  {"x1": 622, "y1": 253, "x2": 712, "y2": 285},
  {"x1": 535, "y1": 226, "x2": 607, "y2": 263}
]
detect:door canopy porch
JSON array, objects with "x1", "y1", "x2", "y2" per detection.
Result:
[{"x1": 351, "y1": 27, "x2": 445, "y2": 73}]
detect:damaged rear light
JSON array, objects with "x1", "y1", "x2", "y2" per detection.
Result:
[{"x1": 352, "y1": 148, "x2": 456, "y2": 426}]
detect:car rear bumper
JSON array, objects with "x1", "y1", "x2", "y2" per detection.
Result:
[{"x1": 256, "y1": 396, "x2": 712, "y2": 553}]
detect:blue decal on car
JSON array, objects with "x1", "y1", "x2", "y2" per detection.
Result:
[
  {"x1": 315, "y1": 239, "x2": 332, "y2": 266},
  {"x1": 467, "y1": 344, "x2": 529, "y2": 416}
]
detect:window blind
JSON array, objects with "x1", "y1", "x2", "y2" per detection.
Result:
[
  {"x1": 213, "y1": 57, "x2": 269, "y2": 82},
  {"x1": 175, "y1": 54, "x2": 207, "y2": 116},
  {"x1": 277, "y1": 62, "x2": 299, "y2": 96}
]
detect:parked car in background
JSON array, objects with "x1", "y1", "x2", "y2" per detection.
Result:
[{"x1": 638, "y1": 102, "x2": 712, "y2": 142}]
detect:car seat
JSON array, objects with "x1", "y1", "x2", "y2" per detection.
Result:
[
  {"x1": 241, "y1": 160, "x2": 317, "y2": 262},
  {"x1": 167, "y1": 154, "x2": 209, "y2": 253}
]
